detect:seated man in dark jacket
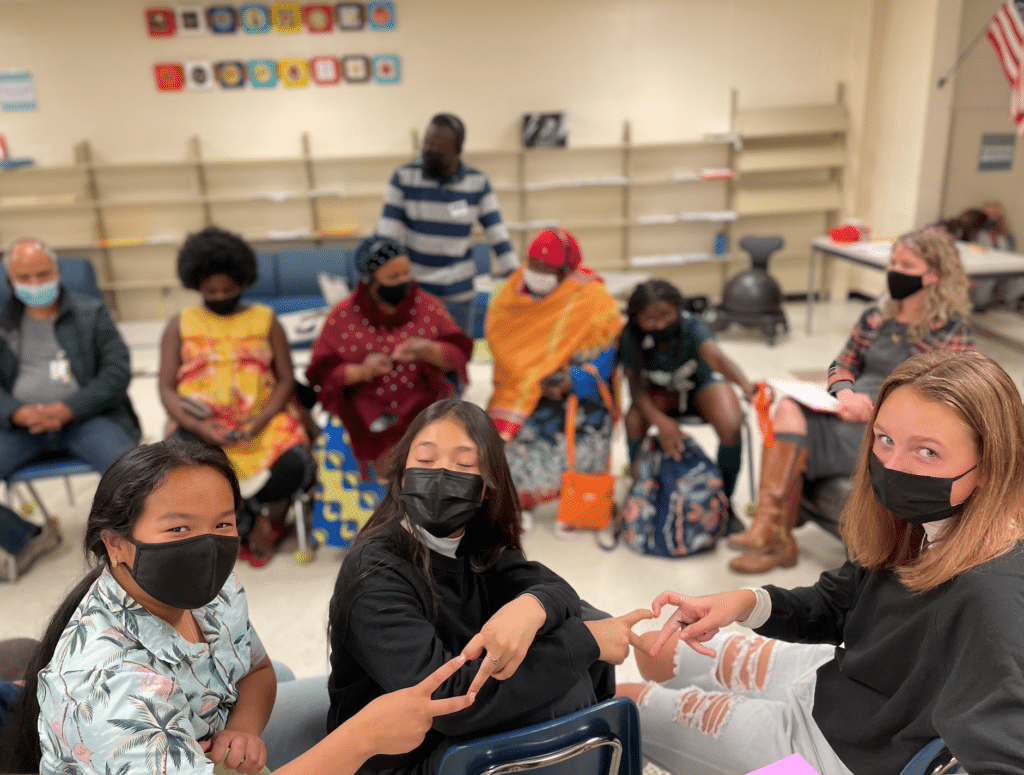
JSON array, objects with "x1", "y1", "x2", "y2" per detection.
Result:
[{"x1": 0, "y1": 239, "x2": 140, "y2": 580}]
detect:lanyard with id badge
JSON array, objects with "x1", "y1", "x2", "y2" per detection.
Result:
[{"x1": 50, "y1": 350, "x2": 72, "y2": 386}]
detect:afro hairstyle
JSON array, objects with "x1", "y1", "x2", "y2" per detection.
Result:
[{"x1": 177, "y1": 226, "x2": 258, "y2": 291}]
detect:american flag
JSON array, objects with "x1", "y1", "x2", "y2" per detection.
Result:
[{"x1": 987, "y1": 0, "x2": 1024, "y2": 134}]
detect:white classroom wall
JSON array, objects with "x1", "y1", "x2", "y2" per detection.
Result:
[{"x1": 0, "y1": 0, "x2": 996, "y2": 305}]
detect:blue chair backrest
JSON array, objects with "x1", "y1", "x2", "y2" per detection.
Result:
[
  {"x1": 245, "y1": 252, "x2": 280, "y2": 298},
  {"x1": 898, "y1": 738, "x2": 960, "y2": 775},
  {"x1": 436, "y1": 697, "x2": 641, "y2": 775},
  {"x1": 57, "y1": 257, "x2": 101, "y2": 299},
  {"x1": 470, "y1": 243, "x2": 491, "y2": 276},
  {"x1": 277, "y1": 247, "x2": 356, "y2": 295},
  {"x1": 0, "y1": 256, "x2": 100, "y2": 305}
]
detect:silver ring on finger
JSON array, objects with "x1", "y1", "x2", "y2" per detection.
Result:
[{"x1": 489, "y1": 656, "x2": 500, "y2": 665}]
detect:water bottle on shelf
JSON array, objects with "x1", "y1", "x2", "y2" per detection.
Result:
[{"x1": 713, "y1": 231, "x2": 728, "y2": 258}]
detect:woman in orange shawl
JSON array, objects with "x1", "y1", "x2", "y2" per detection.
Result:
[{"x1": 486, "y1": 229, "x2": 623, "y2": 533}]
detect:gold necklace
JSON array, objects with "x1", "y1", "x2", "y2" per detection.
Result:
[{"x1": 185, "y1": 613, "x2": 201, "y2": 644}]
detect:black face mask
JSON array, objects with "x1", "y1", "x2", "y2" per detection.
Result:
[
  {"x1": 127, "y1": 533, "x2": 239, "y2": 609},
  {"x1": 868, "y1": 452, "x2": 976, "y2": 524},
  {"x1": 886, "y1": 271, "x2": 924, "y2": 301},
  {"x1": 634, "y1": 321, "x2": 678, "y2": 350},
  {"x1": 422, "y1": 150, "x2": 449, "y2": 180},
  {"x1": 205, "y1": 295, "x2": 242, "y2": 316},
  {"x1": 402, "y1": 467, "x2": 485, "y2": 538},
  {"x1": 377, "y1": 281, "x2": 411, "y2": 306}
]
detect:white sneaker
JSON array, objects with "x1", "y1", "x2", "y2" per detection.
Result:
[{"x1": 519, "y1": 510, "x2": 534, "y2": 535}]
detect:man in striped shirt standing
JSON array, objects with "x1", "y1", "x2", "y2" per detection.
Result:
[{"x1": 377, "y1": 113, "x2": 519, "y2": 334}]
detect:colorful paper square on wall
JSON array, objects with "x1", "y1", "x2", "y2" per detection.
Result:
[
  {"x1": 303, "y1": 4, "x2": 334, "y2": 32},
  {"x1": 185, "y1": 61, "x2": 215, "y2": 89},
  {"x1": 336, "y1": 2, "x2": 364, "y2": 30},
  {"x1": 177, "y1": 6, "x2": 207, "y2": 34},
  {"x1": 240, "y1": 3, "x2": 271, "y2": 33},
  {"x1": 207, "y1": 6, "x2": 239, "y2": 34},
  {"x1": 367, "y1": 1, "x2": 394, "y2": 30},
  {"x1": 215, "y1": 61, "x2": 247, "y2": 88},
  {"x1": 249, "y1": 59, "x2": 279, "y2": 87},
  {"x1": 279, "y1": 58, "x2": 311, "y2": 87},
  {"x1": 372, "y1": 54, "x2": 400, "y2": 84},
  {"x1": 146, "y1": 8, "x2": 176, "y2": 36},
  {"x1": 271, "y1": 3, "x2": 302, "y2": 32},
  {"x1": 310, "y1": 56, "x2": 341, "y2": 85},
  {"x1": 154, "y1": 63, "x2": 185, "y2": 91},
  {"x1": 341, "y1": 55, "x2": 370, "y2": 82}
]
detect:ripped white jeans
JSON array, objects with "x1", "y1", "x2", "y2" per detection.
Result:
[{"x1": 637, "y1": 632, "x2": 855, "y2": 775}]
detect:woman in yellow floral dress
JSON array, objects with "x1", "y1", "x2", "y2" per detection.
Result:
[{"x1": 159, "y1": 226, "x2": 313, "y2": 566}]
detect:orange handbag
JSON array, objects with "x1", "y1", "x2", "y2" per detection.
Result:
[{"x1": 556, "y1": 365, "x2": 618, "y2": 531}]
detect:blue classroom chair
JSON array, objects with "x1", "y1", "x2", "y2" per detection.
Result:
[{"x1": 436, "y1": 697, "x2": 641, "y2": 775}]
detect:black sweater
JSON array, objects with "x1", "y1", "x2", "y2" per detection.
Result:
[
  {"x1": 757, "y1": 550, "x2": 1024, "y2": 774},
  {"x1": 328, "y1": 524, "x2": 602, "y2": 774}
]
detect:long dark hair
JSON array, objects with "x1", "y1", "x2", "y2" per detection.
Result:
[
  {"x1": 0, "y1": 440, "x2": 240, "y2": 772},
  {"x1": 328, "y1": 400, "x2": 522, "y2": 628}
]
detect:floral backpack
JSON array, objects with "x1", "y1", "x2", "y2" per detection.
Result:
[{"x1": 611, "y1": 435, "x2": 729, "y2": 557}]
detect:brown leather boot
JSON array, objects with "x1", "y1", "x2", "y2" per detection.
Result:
[
  {"x1": 726, "y1": 440, "x2": 808, "y2": 552},
  {"x1": 729, "y1": 445, "x2": 807, "y2": 573}
]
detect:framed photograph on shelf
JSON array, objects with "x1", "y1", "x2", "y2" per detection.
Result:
[{"x1": 522, "y1": 112, "x2": 569, "y2": 148}]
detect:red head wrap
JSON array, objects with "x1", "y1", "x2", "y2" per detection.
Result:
[{"x1": 527, "y1": 228, "x2": 583, "y2": 271}]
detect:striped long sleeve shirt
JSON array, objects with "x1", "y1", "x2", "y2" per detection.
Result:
[{"x1": 377, "y1": 160, "x2": 518, "y2": 303}]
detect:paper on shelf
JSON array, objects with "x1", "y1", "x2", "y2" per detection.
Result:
[
  {"x1": 766, "y1": 379, "x2": 839, "y2": 413},
  {"x1": 636, "y1": 213, "x2": 679, "y2": 225},
  {"x1": 251, "y1": 191, "x2": 295, "y2": 202},
  {"x1": 678, "y1": 210, "x2": 738, "y2": 222},
  {"x1": 630, "y1": 253, "x2": 712, "y2": 267},
  {"x1": 265, "y1": 229, "x2": 310, "y2": 241},
  {"x1": 699, "y1": 167, "x2": 736, "y2": 180},
  {"x1": 525, "y1": 176, "x2": 628, "y2": 191},
  {"x1": 145, "y1": 234, "x2": 180, "y2": 245},
  {"x1": 308, "y1": 187, "x2": 345, "y2": 197}
]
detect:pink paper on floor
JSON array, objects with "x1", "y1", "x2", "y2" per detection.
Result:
[{"x1": 746, "y1": 753, "x2": 821, "y2": 775}]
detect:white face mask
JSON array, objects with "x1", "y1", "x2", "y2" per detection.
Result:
[{"x1": 523, "y1": 267, "x2": 558, "y2": 296}]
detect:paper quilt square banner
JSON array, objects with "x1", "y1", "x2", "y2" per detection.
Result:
[
  {"x1": 154, "y1": 63, "x2": 185, "y2": 91},
  {"x1": 272, "y1": 2, "x2": 302, "y2": 32},
  {"x1": 185, "y1": 61, "x2": 215, "y2": 89},
  {"x1": 146, "y1": 7, "x2": 176, "y2": 36},
  {"x1": 336, "y1": 2, "x2": 364, "y2": 30},
  {"x1": 240, "y1": 3, "x2": 271, "y2": 33},
  {"x1": 215, "y1": 61, "x2": 247, "y2": 88},
  {"x1": 279, "y1": 59, "x2": 311, "y2": 87},
  {"x1": 342, "y1": 55, "x2": 370, "y2": 82},
  {"x1": 207, "y1": 6, "x2": 239, "y2": 33},
  {"x1": 310, "y1": 55, "x2": 341, "y2": 85},
  {"x1": 367, "y1": 0, "x2": 395, "y2": 30},
  {"x1": 304, "y1": 4, "x2": 334, "y2": 32},
  {"x1": 177, "y1": 6, "x2": 207, "y2": 34},
  {"x1": 249, "y1": 59, "x2": 279, "y2": 88},
  {"x1": 372, "y1": 54, "x2": 400, "y2": 84},
  {"x1": 746, "y1": 754, "x2": 820, "y2": 775}
]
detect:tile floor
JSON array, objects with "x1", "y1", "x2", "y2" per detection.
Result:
[{"x1": 2, "y1": 300, "x2": 1022, "y2": 697}]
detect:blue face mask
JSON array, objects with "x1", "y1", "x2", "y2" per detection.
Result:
[{"x1": 14, "y1": 279, "x2": 59, "y2": 308}]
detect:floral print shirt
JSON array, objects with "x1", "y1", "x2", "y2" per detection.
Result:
[{"x1": 37, "y1": 569, "x2": 266, "y2": 775}]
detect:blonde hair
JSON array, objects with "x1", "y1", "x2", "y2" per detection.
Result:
[
  {"x1": 880, "y1": 227, "x2": 971, "y2": 340},
  {"x1": 841, "y1": 351, "x2": 1024, "y2": 593}
]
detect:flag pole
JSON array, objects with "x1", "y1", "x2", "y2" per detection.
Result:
[{"x1": 938, "y1": 21, "x2": 992, "y2": 88}]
